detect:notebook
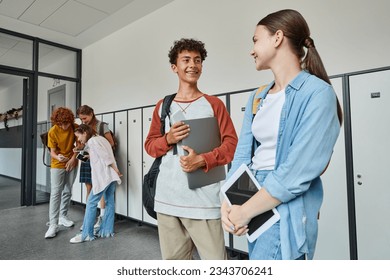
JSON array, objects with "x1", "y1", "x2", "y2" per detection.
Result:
[
  {"x1": 221, "y1": 163, "x2": 280, "y2": 242},
  {"x1": 180, "y1": 117, "x2": 226, "y2": 189}
]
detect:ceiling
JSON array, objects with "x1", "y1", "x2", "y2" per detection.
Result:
[
  {"x1": 0, "y1": 0, "x2": 174, "y2": 48},
  {"x1": 0, "y1": 0, "x2": 174, "y2": 92}
]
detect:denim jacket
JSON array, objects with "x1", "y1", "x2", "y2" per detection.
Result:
[{"x1": 228, "y1": 71, "x2": 340, "y2": 259}]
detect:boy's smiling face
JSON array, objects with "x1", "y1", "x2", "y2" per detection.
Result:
[{"x1": 171, "y1": 50, "x2": 203, "y2": 84}]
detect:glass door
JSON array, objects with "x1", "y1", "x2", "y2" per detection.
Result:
[{"x1": 0, "y1": 72, "x2": 29, "y2": 210}]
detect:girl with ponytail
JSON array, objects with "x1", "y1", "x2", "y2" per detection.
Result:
[{"x1": 221, "y1": 9, "x2": 341, "y2": 260}]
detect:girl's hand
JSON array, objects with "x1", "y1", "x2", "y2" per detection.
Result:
[
  {"x1": 221, "y1": 200, "x2": 235, "y2": 233},
  {"x1": 228, "y1": 204, "x2": 250, "y2": 236},
  {"x1": 221, "y1": 200, "x2": 249, "y2": 236}
]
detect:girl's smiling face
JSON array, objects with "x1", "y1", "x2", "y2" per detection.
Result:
[{"x1": 250, "y1": 25, "x2": 277, "y2": 71}]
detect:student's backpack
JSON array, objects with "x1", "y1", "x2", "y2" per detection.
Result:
[
  {"x1": 142, "y1": 93, "x2": 176, "y2": 219},
  {"x1": 98, "y1": 121, "x2": 118, "y2": 152}
]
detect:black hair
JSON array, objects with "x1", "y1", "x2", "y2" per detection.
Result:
[{"x1": 168, "y1": 38, "x2": 207, "y2": 65}]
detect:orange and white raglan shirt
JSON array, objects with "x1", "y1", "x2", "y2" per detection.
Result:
[{"x1": 144, "y1": 94, "x2": 238, "y2": 219}]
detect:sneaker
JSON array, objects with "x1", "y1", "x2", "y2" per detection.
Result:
[
  {"x1": 59, "y1": 216, "x2": 74, "y2": 227},
  {"x1": 45, "y1": 225, "x2": 59, "y2": 239},
  {"x1": 94, "y1": 216, "x2": 102, "y2": 230},
  {"x1": 70, "y1": 234, "x2": 92, "y2": 244}
]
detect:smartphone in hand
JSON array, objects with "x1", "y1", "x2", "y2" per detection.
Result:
[{"x1": 76, "y1": 151, "x2": 89, "y2": 162}]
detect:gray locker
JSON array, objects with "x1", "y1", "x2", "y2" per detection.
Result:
[
  {"x1": 227, "y1": 90, "x2": 253, "y2": 253},
  {"x1": 72, "y1": 168, "x2": 82, "y2": 204},
  {"x1": 127, "y1": 109, "x2": 143, "y2": 220},
  {"x1": 113, "y1": 111, "x2": 128, "y2": 216},
  {"x1": 229, "y1": 91, "x2": 253, "y2": 136},
  {"x1": 315, "y1": 77, "x2": 349, "y2": 259},
  {"x1": 142, "y1": 106, "x2": 158, "y2": 225},
  {"x1": 350, "y1": 70, "x2": 390, "y2": 259}
]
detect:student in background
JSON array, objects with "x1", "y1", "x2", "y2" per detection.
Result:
[
  {"x1": 70, "y1": 124, "x2": 121, "y2": 243},
  {"x1": 221, "y1": 9, "x2": 342, "y2": 260},
  {"x1": 144, "y1": 38, "x2": 238, "y2": 259},
  {"x1": 76, "y1": 105, "x2": 115, "y2": 232},
  {"x1": 45, "y1": 107, "x2": 79, "y2": 239}
]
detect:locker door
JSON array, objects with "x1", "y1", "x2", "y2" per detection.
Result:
[
  {"x1": 142, "y1": 106, "x2": 157, "y2": 225},
  {"x1": 127, "y1": 109, "x2": 142, "y2": 220},
  {"x1": 216, "y1": 94, "x2": 233, "y2": 248},
  {"x1": 227, "y1": 91, "x2": 255, "y2": 253},
  {"x1": 349, "y1": 70, "x2": 390, "y2": 259},
  {"x1": 315, "y1": 77, "x2": 349, "y2": 259},
  {"x1": 230, "y1": 91, "x2": 253, "y2": 136},
  {"x1": 114, "y1": 111, "x2": 128, "y2": 216}
]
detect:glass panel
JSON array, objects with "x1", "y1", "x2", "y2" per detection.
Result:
[
  {"x1": 0, "y1": 32, "x2": 33, "y2": 70},
  {"x1": 38, "y1": 43, "x2": 77, "y2": 78},
  {"x1": 0, "y1": 73, "x2": 24, "y2": 209},
  {"x1": 35, "y1": 76, "x2": 78, "y2": 203}
]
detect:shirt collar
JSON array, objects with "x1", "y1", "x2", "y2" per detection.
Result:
[
  {"x1": 287, "y1": 70, "x2": 310, "y2": 91},
  {"x1": 261, "y1": 70, "x2": 310, "y2": 98}
]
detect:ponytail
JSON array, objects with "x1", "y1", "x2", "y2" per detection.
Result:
[{"x1": 302, "y1": 39, "x2": 343, "y2": 124}]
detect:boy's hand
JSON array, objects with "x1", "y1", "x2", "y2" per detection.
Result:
[
  {"x1": 180, "y1": 145, "x2": 205, "y2": 172},
  {"x1": 166, "y1": 122, "x2": 190, "y2": 145}
]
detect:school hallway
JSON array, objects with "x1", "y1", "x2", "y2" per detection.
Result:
[{"x1": 0, "y1": 189, "x2": 162, "y2": 260}]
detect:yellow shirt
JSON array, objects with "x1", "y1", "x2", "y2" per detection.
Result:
[{"x1": 48, "y1": 124, "x2": 77, "y2": 169}]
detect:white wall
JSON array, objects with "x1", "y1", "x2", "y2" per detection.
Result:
[{"x1": 81, "y1": 0, "x2": 390, "y2": 113}]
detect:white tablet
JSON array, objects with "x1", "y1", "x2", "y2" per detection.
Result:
[{"x1": 221, "y1": 163, "x2": 280, "y2": 242}]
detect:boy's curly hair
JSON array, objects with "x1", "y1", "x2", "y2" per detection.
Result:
[
  {"x1": 51, "y1": 107, "x2": 75, "y2": 125},
  {"x1": 168, "y1": 38, "x2": 208, "y2": 65}
]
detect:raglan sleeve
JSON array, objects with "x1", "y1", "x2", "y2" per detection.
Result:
[
  {"x1": 144, "y1": 99, "x2": 173, "y2": 158},
  {"x1": 201, "y1": 95, "x2": 238, "y2": 172}
]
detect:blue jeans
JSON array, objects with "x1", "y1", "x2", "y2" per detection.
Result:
[
  {"x1": 49, "y1": 168, "x2": 77, "y2": 225},
  {"x1": 248, "y1": 226, "x2": 305, "y2": 260},
  {"x1": 248, "y1": 220, "x2": 281, "y2": 259},
  {"x1": 82, "y1": 181, "x2": 116, "y2": 240},
  {"x1": 247, "y1": 169, "x2": 305, "y2": 260}
]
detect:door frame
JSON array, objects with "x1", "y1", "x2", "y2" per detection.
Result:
[
  {"x1": 47, "y1": 84, "x2": 66, "y2": 119},
  {"x1": 0, "y1": 68, "x2": 35, "y2": 206}
]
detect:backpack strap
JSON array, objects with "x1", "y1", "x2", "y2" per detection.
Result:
[
  {"x1": 251, "y1": 84, "x2": 268, "y2": 157},
  {"x1": 160, "y1": 93, "x2": 176, "y2": 135},
  {"x1": 160, "y1": 93, "x2": 177, "y2": 153},
  {"x1": 98, "y1": 121, "x2": 106, "y2": 136},
  {"x1": 42, "y1": 140, "x2": 50, "y2": 167},
  {"x1": 252, "y1": 84, "x2": 268, "y2": 116}
]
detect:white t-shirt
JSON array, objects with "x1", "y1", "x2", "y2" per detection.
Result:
[{"x1": 251, "y1": 89, "x2": 285, "y2": 170}]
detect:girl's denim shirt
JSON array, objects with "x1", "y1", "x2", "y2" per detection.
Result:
[{"x1": 228, "y1": 70, "x2": 340, "y2": 259}]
